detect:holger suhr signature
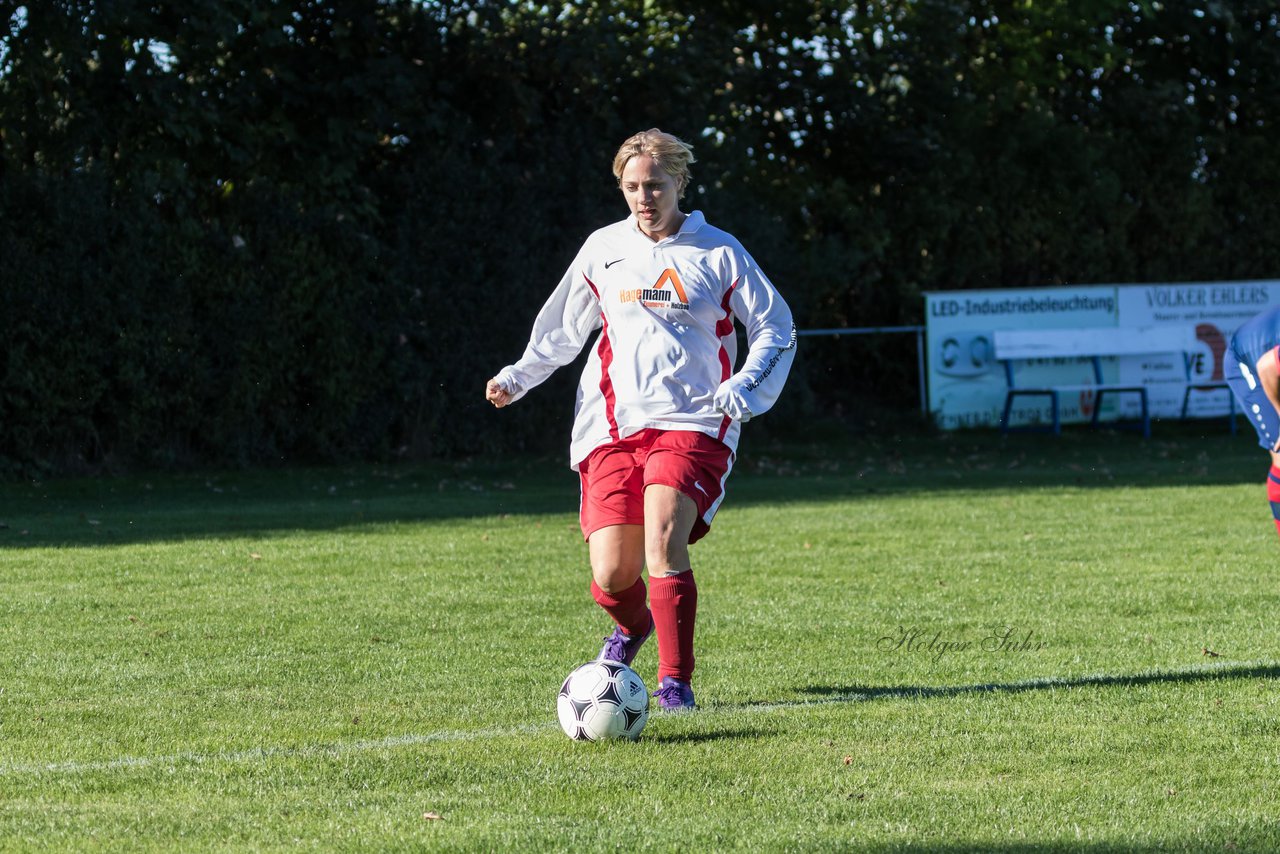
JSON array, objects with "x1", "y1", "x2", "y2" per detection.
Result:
[{"x1": 878, "y1": 625, "x2": 1045, "y2": 661}]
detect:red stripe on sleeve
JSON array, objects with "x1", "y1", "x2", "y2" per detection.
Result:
[
  {"x1": 583, "y1": 274, "x2": 620, "y2": 441},
  {"x1": 715, "y1": 278, "x2": 740, "y2": 382}
]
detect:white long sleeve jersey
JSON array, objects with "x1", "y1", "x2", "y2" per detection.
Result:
[{"x1": 493, "y1": 211, "x2": 797, "y2": 469}]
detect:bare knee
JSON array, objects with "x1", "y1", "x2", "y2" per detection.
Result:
[
  {"x1": 643, "y1": 485, "x2": 696, "y2": 575},
  {"x1": 589, "y1": 525, "x2": 645, "y2": 592},
  {"x1": 593, "y1": 561, "x2": 643, "y2": 593},
  {"x1": 645, "y1": 521, "x2": 688, "y2": 576}
]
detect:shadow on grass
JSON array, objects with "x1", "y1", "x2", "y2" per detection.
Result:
[
  {"x1": 788, "y1": 661, "x2": 1280, "y2": 707},
  {"x1": 642, "y1": 727, "x2": 774, "y2": 745},
  {"x1": 850, "y1": 842, "x2": 1271, "y2": 853},
  {"x1": 0, "y1": 424, "x2": 1265, "y2": 548}
]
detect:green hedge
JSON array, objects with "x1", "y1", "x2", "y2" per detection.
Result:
[{"x1": 2, "y1": 1, "x2": 1278, "y2": 475}]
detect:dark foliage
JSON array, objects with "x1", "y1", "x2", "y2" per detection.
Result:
[{"x1": 1, "y1": 1, "x2": 1277, "y2": 474}]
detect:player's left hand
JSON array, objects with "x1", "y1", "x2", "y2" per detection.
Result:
[{"x1": 713, "y1": 384, "x2": 752, "y2": 423}]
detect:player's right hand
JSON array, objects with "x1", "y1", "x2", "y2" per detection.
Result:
[{"x1": 485, "y1": 378, "x2": 513, "y2": 408}]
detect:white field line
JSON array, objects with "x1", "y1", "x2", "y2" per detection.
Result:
[
  {"x1": 2, "y1": 659, "x2": 1272, "y2": 777},
  {"x1": 0, "y1": 724, "x2": 555, "y2": 777}
]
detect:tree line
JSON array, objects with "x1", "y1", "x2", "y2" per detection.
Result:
[{"x1": 2, "y1": 1, "x2": 1277, "y2": 475}]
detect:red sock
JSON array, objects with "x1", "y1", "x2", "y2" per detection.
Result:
[
  {"x1": 1268, "y1": 466, "x2": 1280, "y2": 538},
  {"x1": 591, "y1": 578, "x2": 652, "y2": 638},
  {"x1": 650, "y1": 571, "x2": 697, "y2": 683}
]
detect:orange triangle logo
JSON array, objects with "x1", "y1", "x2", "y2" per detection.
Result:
[{"x1": 654, "y1": 269, "x2": 689, "y2": 304}]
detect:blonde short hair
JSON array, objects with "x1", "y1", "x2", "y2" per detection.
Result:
[{"x1": 612, "y1": 128, "x2": 696, "y2": 198}]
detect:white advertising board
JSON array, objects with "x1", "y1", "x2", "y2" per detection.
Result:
[{"x1": 925, "y1": 280, "x2": 1280, "y2": 431}]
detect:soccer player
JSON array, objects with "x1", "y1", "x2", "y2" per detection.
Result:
[
  {"x1": 485, "y1": 128, "x2": 797, "y2": 711},
  {"x1": 1225, "y1": 304, "x2": 1280, "y2": 539}
]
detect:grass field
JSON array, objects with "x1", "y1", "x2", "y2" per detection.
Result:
[{"x1": 2, "y1": 425, "x2": 1279, "y2": 851}]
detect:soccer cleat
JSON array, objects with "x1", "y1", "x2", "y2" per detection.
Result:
[
  {"x1": 597, "y1": 618, "x2": 653, "y2": 667},
  {"x1": 652, "y1": 676, "x2": 696, "y2": 712}
]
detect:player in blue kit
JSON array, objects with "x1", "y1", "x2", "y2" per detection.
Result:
[{"x1": 1224, "y1": 305, "x2": 1280, "y2": 539}]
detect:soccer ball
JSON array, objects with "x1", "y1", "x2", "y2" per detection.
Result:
[{"x1": 557, "y1": 660, "x2": 649, "y2": 741}]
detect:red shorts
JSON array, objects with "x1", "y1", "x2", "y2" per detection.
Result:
[{"x1": 578, "y1": 429, "x2": 734, "y2": 545}]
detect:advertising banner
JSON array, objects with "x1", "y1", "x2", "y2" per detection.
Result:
[{"x1": 925, "y1": 280, "x2": 1280, "y2": 431}]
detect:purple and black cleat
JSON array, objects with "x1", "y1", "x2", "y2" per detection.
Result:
[
  {"x1": 597, "y1": 618, "x2": 653, "y2": 667},
  {"x1": 652, "y1": 676, "x2": 696, "y2": 712}
]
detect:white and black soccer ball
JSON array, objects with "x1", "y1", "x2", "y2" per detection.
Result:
[{"x1": 557, "y1": 660, "x2": 649, "y2": 741}]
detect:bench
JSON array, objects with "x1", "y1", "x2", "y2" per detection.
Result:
[{"x1": 994, "y1": 326, "x2": 1235, "y2": 438}]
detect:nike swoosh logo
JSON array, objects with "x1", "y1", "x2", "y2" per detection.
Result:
[
  {"x1": 692, "y1": 481, "x2": 709, "y2": 496},
  {"x1": 604, "y1": 258, "x2": 625, "y2": 269}
]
